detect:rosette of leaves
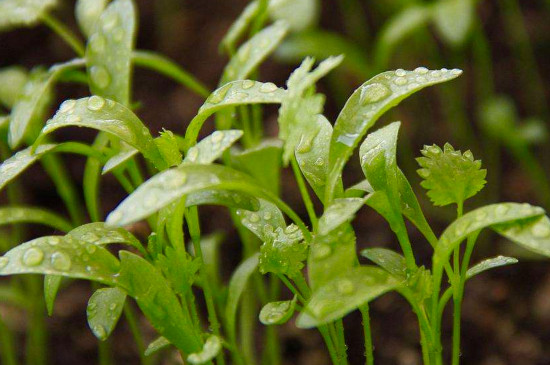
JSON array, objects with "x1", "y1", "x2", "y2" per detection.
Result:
[{"x1": 416, "y1": 143, "x2": 486, "y2": 207}]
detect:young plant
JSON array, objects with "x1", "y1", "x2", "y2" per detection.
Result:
[{"x1": 0, "y1": 1, "x2": 549, "y2": 365}]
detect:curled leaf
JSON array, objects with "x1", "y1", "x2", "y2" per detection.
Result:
[
  {"x1": 259, "y1": 296, "x2": 297, "y2": 325},
  {"x1": 187, "y1": 335, "x2": 222, "y2": 365}
]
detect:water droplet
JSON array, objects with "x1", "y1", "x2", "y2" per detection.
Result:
[
  {"x1": 430, "y1": 70, "x2": 442, "y2": 78},
  {"x1": 395, "y1": 69, "x2": 406, "y2": 77},
  {"x1": 463, "y1": 151, "x2": 474, "y2": 160},
  {"x1": 231, "y1": 91, "x2": 247, "y2": 100},
  {"x1": 451, "y1": 68, "x2": 462, "y2": 76},
  {"x1": 67, "y1": 114, "x2": 82, "y2": 124},
  {"x1": 186, "y1": 147, "x2": 199, "y2": 162},
  {"x1": 48, "y1": 237, "x2": 61, "y2": 246},
  {"x1": 532, "y1": 222, "x2": 550, "y2": 238},
  {"x1": 260, "y1": 82, "x2": 278, "y2": 93},
  {"x1": 90, "y1": 66, "x2": 111, "y2": 89},
  {"x1": 414, "y1": 67, "x2": 429, "y2": 74},
  {"x1": 415, "y1": 76, "x2": 427, "y2": 83},
  {"x1": 393, "y1": 77, "x2": 407, "y2": 86},
  {"x1": 211, "y1": 131, "x2": 224, "y2": 143},
  {"x1": 242, "y1": 80, "x2": 255, "y2": 89},
  {"x1": 22, "y1": 247, "x2": 44, "y2": 267},
  {"x1": 208, "y1": 83, "x2": 232, "y2": 104},
  {"x1": 263, "y1": 212, "x2": 272, "y2": 220},
  {"x1": 360, "y1": 83, "x2": 391, "y2": 104},
  {"x1": 102, "y1": 12, "x2": 119, "y2": 31},
  {"x1": 0, "y1": 256, "x2": 8, "y2": 269},
  {"x1": 314, "y1": 157, "x2": 324, "y2": 166},
  {"x1": 249, "y1": 213, "x2": 260, "y2": 223},
  {"x1": 314, "y1": 244, "x2": 331, "y2": 260},
  {"x1": 337, "y1": 279, "x2": 355, "y2": 295},
  {"x1": 93, "y1": 325, "x2": 107, "y2": 340},
  {"x1": 296, "y1": 134, "x2": 314, "y2": 153},
  {"x1": 87, "y1": 95, "x2": 105, "y2": 111},
  {"x1": 89, "y1": 34, "x2": 106, "y2": 53},
  {"x1": 59, "y1": 99, "x2": 77, "y2": 114},
  {"x1": 51, "y1": 251, "x2": 72, "y2": 271},
  {"x1": 109, "y1": 303, "x2": 117, "y2": 311}
]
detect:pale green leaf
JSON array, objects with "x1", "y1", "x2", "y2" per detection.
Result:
[
  {"x1": 0, "y1": 206, "x2": 73, "y2": 232},
  {"x1": 144, "y1": 336, "x2": 171, "y2": 357},
  {"x1": 87, "y1": 287, "x2": 126, "y2": 340},
  {"x1": 155, "y1": 129, "x2": 182, "y2": 167},
  {"x1": 102, "y1": 144, "x2": 138, "y2": 174},
  {"x1": 86, "y1": 0, "x2": 136, "y2": 105},
  {"x1": 0, "y1": 144, "x2": 57, "y2": 191},
  {"x1": 318, "y1": 197, "x2": 366, "y2": 235},
  {"x1": 259, "y1": 224, "x2": 306, "y2": 277},
  {"x1": 67, "y1": 222, "x2": 146, "y2": 255},
  {"x1": 269, "y1": 0, "x2": 319, "y2": 31},
  {"x1": 432, "y1": 0, "x2": 475, "y2": 46},
  {"x1": 184, "y1": 130, "x2": 243, "y2": 165},
  {"x1": 237, "y1": 199, "x2": 286, "y2": 242},
  {"x1": 44, "y1": 275, "x2": 62, "y2": 315},
  {"x1": 259, "y1": 296, "x2": 297, "y2": 325},
  {"x1": 0, "y1": 66, "x2": 28, "y2": 108},
  {"x1": 297, "y1": 266, "x2": 399, "y2": 328},
  {"x1": 466, "y1": 255, "x2": 518, "y2": 279},
  {"x1": 219, "y1": 1, "x2": 260, "y2": 54},
  {"x1": 361, "y1": 248, "x2": 407, "y2": 279},
  {"x1": 187, "y1": 335, "x2": 222, "y2": 365},
  {"x1": 0, "y1": 0, "x2": 57, "y2": 31},
  {"x1": 75, "y1": 0, "x2": 108, "y2": 38}
]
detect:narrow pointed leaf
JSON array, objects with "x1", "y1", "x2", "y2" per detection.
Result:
[
  {"x1": 86, "y1": 0, "x2": 136, "y2": 105},
  {"x1": 0, "y1": 144, "x2": 56, "y2": 191},
  {"x1": 219, "y1": 1, "x2": 260, "y2": 54},
  {"x1": 361, "y1": 248, "x2": 407, "y2": 279},
  {"x1": 184, "y1": 130, "x2": 243, "y2": 165},
  {"x1": 466, "y1": 256, "x2": 518, "y2": 279},
  {"x1": 102, "y1": 144, "x2": 139, "y2": 174},
  {"x1": 327, "y1": 67, "x2": 462, "y2": 200},
  {"x1": 87, "y1": 287, "x2": 126, "y2": 340},
  {"x1": 187, "y1": 335, "x2": 222, "y2": 365},
  {"x1": 297, "y1": 266, "x2": 399, "y2": 328},
  {"x1": 318, "y1": 197, "x2": 366, "y2": 235},
  {"x1": 75, "y1": 0, "x2": 108, "y2": 38},
  {"x1": 67, "y1": 222, "x2": 146, "y2": 255},
  {"x1": 183, "y1": 80, "x2": 285, "y2": 151},
  {"x1": 35, "y1": 97, "x2": 166, "y2": 169},
  {"x1": 186, "y1": 190, "x2": 260, "y2": 211},
  {"x1": 0, "y1": 66, "x2": 28, "y2": 108},
  {"x1": 144, "y1": 336, "x2": 171, "y2": 356},
  {"x1": 0, "y1": 235, "x2": 120, "y2": 285},
  {"x1": 0, "y1": 206, "x2": 72, "y2": 232},
  {"x1": 225, "y1": 253, "x2": 259, "y2": 341},
  {"x1": 0, "y1": 0, "x2": 57, "y2": 31},
  {"x1": 44, "y1": 275, "x2": 62, "y2": 315}
]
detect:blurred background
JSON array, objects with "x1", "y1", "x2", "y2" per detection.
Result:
[{"x1": 1, "y1": 0, "x2": 550, "y2": 364}]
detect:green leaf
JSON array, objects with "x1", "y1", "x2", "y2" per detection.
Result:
[
  {"x1": 0, "y1": 0, "x2": 57, "y2": 31},
  {"x1": 186, "y1": 190, "x2": 260, "y2": 211},
  {"x1": 276, "y1": 30, "x2": 370, "y2": 80},
  {"x1": 67, "y1": 222, "x2": 146, "y2": 255},
  {"x1": 0, "y1": 206, "x2": 73, "y2": 232},
  {"x1": 231, "y1": 139, "x2": 283, "y2": 195},
  {"x1": 102, "y1": 143, "x2": 139, "y2": 174},
  {"x1": 187, "y1": 335, "x2": 222, "y2": 365},
  {"x1": 183, "y1": 80, "x2": 285, "y2": 151},
  {"x1": 75, "y1": 0, "x2": 108, "y2": 38},
  {"x1": 144, "y1": 336, "x2": 171, "y2": 357},
  {"x1": 106, "y1": 164, "x2": 281, "y2": 227},
  {"x1": 86, "y1": 0, "x2": 136, "y2": 105},
  {"x1": 44, "y1": 275, "x2": 62, "y2": 315},
  {"x1": 295, "y1": 115, "x2": 336, "y2": 202},
  {"x1": 196, "y1": 233, "x2": 224, "y2": 291},
  {"x1": 374, "y1": 6, "x2": 432, "y2": 67},
  {"x1": 466, "y1": 255, "x2": 518, "y2": 279},
  {"x1": 361, "y1": 248, "x2": 407, "y2": 279},
  {"x1": 417, "y1": 143, "x2": 486, "y2": 206},
  {"x1": 259, "y1": 224, "x2": 307, "y2": 278},
  {"x1": 259, "y1": 296, "x2": 297, "y2": 325},
  {"x1": 184, "y1": 130, "x2": 243, "y2": 165},
  {"x1": 327, "y1": 67, "x2": 462, "y2": 201},
  {"x1": 117, "y1": 251, "x2": 202, "y2": 353},
  {"x1": 9, "y1": 59, "x2": 85, "y2": 148},
  {"x1": 278, "y1": 56, "x2": 342, "y2": 164},
  {"x1": 219, "y1": 1, "x2": 260, "y2": 54},
  {"x1": 155, "y1": 129, "x2": 182, "y2": 167},
  {"x1": 269, "y1": 0, "x2": 319, "y2": 32},
  {"x1": 432, "y1": 0, "x2": 475, "y2": 46},
  {"x1": 308, "y1": 224, "x2": 356, "y2": 290},
  {"x1": 0, "y1": 235, "x2": 120, "y2": 285},
  {"x1": 156, "y1": 245, "x2": 200, "y2": 296},
  {"x1": 318, "y1": 198, "x2": 365, "y2": 235},
  {"x1": 435, "y1": 203, "x2": 546, "y2": 264},
  {"x1": 87, "y1": 287, "x2": 126, "y2": 341},
  {"x1": 297, "y1": 266, "x2": 399, "y2": 328},
  {"x1": 0, "y1": 66, "x2": 28, "y2": 108},
  {"x1": 225, "y1": 253, "x2": 259, "y2": 342},
  {"x1": 35, "y1": 97, "x2": 166, "y2": 169},
  {"x1": 0, "y1": 144, "x2": 56, "y2": 191},
  {"x1": 237, "y1": 199, "x2": 286, "y2": 242},
  {"x1": 221, "y1": 21, "x2": 288, "y2": 84}
]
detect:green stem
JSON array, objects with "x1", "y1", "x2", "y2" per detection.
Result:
[
  {"x1": 290, "y1": 156, "x2": 318, "y2": 232},
  {"x1": 319, "y1": 325, "x2": 340, "y2": 365},
  {"x1": 359, "y1": 305, "x2": 373, "y2": 365},
  {"x1": 124, "y1": 304, "x2": 150, "y2": 365},
  {"x1": 186, "y1": 207, "x2": 225, "y2": 365},
  {"x1": 0, "y1": 312, "x2": 17, "y2": 365},
  {"x1": 40, "y1": 13, "x2": 85, "y2": 57},
  {"x1": 132, "y1": 51, "x2": 211, "y2": 98}
]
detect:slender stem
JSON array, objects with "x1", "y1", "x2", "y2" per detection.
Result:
[
  {"x1": 277, "y1": 274, "x2": 305, "y2": 303},
  {"x1": 124, "y1": 304, "x2": 150, "y2": 365},
  {"x1": 186, "y1": 207, "x2": 225, "y2": 365},
  {"x1": 451, "y1": 202, "x2": 464, "y2": 365},
  {"x1": 359, "y1": 305, "x2": 373, "y2": 365},
  {"x1": 40, "y1": 13, "x2": 85, "y2": 57},
  {"x1": 319, "y1": 325, "x2": 341, "y2": 365},
  {"x1": 290, "y1": 156, "x2": 318, "y2": 231},
  {"x1": 132, "y1": 51, "x2": 211, "y2": 98},
  {"x1": 334, "y1": 319, "x2": 349, "y2": 365}
]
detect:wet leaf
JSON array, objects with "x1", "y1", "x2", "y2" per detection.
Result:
[
  {"x1": 0, "y1": 0, "x2": 57, "y2": 31},
  {"x1": 102, "y1": 143, "x2": 139, "y2": 174},
  {"x1": 184, "y1": 130, "x2": 243, "y2": 165},
  {"x1": 237, "y1": 199, "x2": 286, "y2": 242},
  {"x1": 44, "y1": 275, "x2": 62, "y2": 315},
  {"x1": 318, "y1": 197, "x2": 366, "y2": 235},
  {"x1": 144, "y1": 336, "x2": 171, "y2": 356},
  {"x1": 361, "y1": 248, "x2": 407, "y2": 279},
  {"x1": 86, "y1": 0, "x2": 136, "y2": 105},
  {"x1": 86, "y1": 287, "x2": 126, "y2": 341},
  {"x1": 466, "y1": 255, "x2": 518, "y2": 279},
  {"x1": 0, "y1": 144, "x2": 57, "y2": 191},
  {"x1": 259, "y1": 224, "x2": 307, "y2": 278},
  {"x1": 155, "y1": 129, "x2": 182, "y2": 167},
  {"x1": 269, "y1": 0, "x2": 319, "y2": 32},
  {"x1": 259, "y1": 296, "x2": 297, "y2": 325},
  {"x1": 75, "y1": 0, "x2": 108, "y2": 38},
  {"x1": 187, "y1": 335, "x2": 222, "y2": 365},
  {"x1": 67, "y1": 222, "x2": 146, "y2": 255},
  {"x1": 297, "y1": 266, "x2": 399, "y2": 328},
  {"x1": 327, "y1": 67, "x2": 462, "y2": 201},
  {"x1": 0, "y1": 206, "x2": 73, "y2": 232}
]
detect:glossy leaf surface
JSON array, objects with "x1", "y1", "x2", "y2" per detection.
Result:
[
  {"x1": 318, "y1": 197, "x2": 365, "y2": 235},
  {"x1": 466, "y1": 256, "x2": 518, "y2": 279},
  {"x1": 259, "y1": 297, "x2": 297, "y2": 325},
  {"x1": 87, "y1": 287, "x2": 126, "y2": 340},
  {"x1": 0, "y1": 0, "x2": 57, "y2": 31},
  {"x1": 361, "y1": 248, "x2": 407, "y2": 279},
  {"x1": 75, "y1": 0, "x2": 108, "y2": 38},
  {"x1": 187, "y1": 335, "x2": 222, "y2": 365},
  {"x1": 184, "y1": 130, "x2": 243, "y2": 165}
]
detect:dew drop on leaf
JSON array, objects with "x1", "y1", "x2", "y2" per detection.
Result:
[
  {"x1": 102, "y1": 12, "x2": 120, "y2": 31},
  {"x1": 495, "y1": 205, "x2": 509, "y2": 215},
  {"x1": 86, "y1": 245, "x2": 97, "y2": 254},
  {"x1": 393, "y1": 77, "x2": 407, "y2": 86},
  {"x1": 241, "y1": 80, "x2": 255, "y2": 89},
  {"x1": 208, "y1": 83, "x2": 232, "y2": 104},
  {"x1": 414, "y1": 67, "x2": 429, "y2": 74},
  {"x1": 59, "y1": 99, "x2": 77, "y2": 114},
  {"x1": 395, "y1": 69, "x2": 406, "y2": 77},
  {"x1": 93, "y1": 324, "x2": 107, "y2": 340},
  {"x1": 360, "y1": 83, "x2": 391, "y2": 105},
  {"x1": 249, "y1": 213, "x2": 260, "y2": 223},
  {"x1": 90, "y1": 66, "x2": 111, "y2": 89},
  {"x1": 66, "y1": 114, "x2": 82, "y2": 124},
  {"x1": 22, "y1": 248, "x2": 44, "y2": 267},
  {"x1": 48, "y1": 237, "x2": 61, "y2": 246},
  {"x1": 337, "y1": 279, "x2": 355, "y2": 295},
  {"x1": 89, "y1": 34, "x2": 106, "y2": 53},
  {"x1": 259, "y1": 82, "x2": 278, "y2": 93},
  {"x1": 87, "y1": 95, "x2": 106, "y2": 111},
  {"x1": 51, "y1": 251, "x2": 72, "y2": 271}
]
